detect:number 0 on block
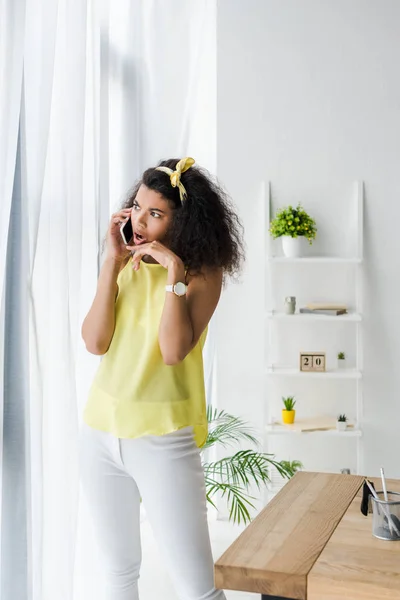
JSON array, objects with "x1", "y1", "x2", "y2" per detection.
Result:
[{"x1": 300, "y1": 352, "x2": 326, "y2": 372}]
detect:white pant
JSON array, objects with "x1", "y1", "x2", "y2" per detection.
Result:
[{"x1": 79, "y1": 422, "x2": 226, "y2": 600}]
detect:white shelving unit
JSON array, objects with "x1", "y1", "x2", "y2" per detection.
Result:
[
  {"x1": 265, "y1": 426, "x2": 363, "y2": 437},
  {"x1": 268, "y1": 257, "x2": 362, "y2": 264},
  {"x1": 263, "y1": 181, "x2": 364, "y2": 480},
  {"x1": 267, "y1": 311, "x2": 362, "y2": 322},
  {"x1": 267, "y1": 367, "x2": 362, "y2": 379}
]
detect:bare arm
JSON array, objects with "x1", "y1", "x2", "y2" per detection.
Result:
[
  {"x1": 82, "y1": 208, "x2": 132, "y2": 355},
  {"x1": 81, "y1": 258, "x2": 122, "y2": 355},
  {"x1": 159, "y1": 262, "x2": 223, "y2": 364},
  {"x1": 128, "y1": 240, "x2": 223, "y2": 365}
]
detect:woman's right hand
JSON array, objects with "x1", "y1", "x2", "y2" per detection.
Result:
[{"x1": 106, "y1": 208, "x2": 132, "y2": 263}]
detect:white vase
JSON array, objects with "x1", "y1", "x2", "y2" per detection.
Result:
[
  {"x1": 336, "y1": 421, "x2": 347, "y2": 432},
  {"x1": 337, "y1": 359, "x2": 346, "y2": 369},
  {"x1": 281, "y1": 236, "x2": 303, "y2": 258},
  {"x1": 284, "y1": 296, "x2": 296, "y2": 314}
]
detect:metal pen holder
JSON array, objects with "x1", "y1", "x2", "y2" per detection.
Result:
[{"x1": 371, "y1": 491, "x2": 400, "y2": 541}]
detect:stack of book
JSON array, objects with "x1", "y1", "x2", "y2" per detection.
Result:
[{"x1": 299, "y1": 303, "x2": 348, "y2": 316}]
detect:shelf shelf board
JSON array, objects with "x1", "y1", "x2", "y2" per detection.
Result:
[
  {"x1": 265, "y1": 425, "x2": 362, "y2": 437},
  {"x1": 266, "y1": 311, "x2": 362, "y2": 322},
  {"x1": 266, "y1": 367, "x2": 362, "y2": 379},
  {"x1": 268, "y1": 256, "x2": 362, "y2": 264}
]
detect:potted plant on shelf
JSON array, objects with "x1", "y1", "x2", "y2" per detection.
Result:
[
  {"x1": 282, "y1": 396, "x2": 296, "y2": 424},
  {"x1": 336, "y1": 414, "x2": 348, "y2": 431},
  {"x1": 269, "y1": 203, "x2": 317, "y2": 258},
  {"x1": 337, "y1": 351, "x2": 346, "y2": 369}
]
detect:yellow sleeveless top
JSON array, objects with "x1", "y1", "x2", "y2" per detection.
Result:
[{"x1": 83, "y1": 260, "x2": 208, "y2": 447}]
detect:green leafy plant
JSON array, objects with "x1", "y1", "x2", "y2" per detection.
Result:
[
  {"x1": 337, "y1": 414, "x2": 348, "y2": 422},
  {"x1": 203, "y1": 407, "x2": 302, "y2": 524},
  {"x1": 269, "y1": 203, "x2": 317, "y2": 244},
  {"x1": 282, "y1": 396, "x2": 296, "y2": 411},
  {"x1": 280, "y1": 460, "x2": 303, "y2": 473},
  {"x1": 337, "y1": 352, "x2": 346, "y2": 360}
]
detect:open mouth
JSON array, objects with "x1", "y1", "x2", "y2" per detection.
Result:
[{"x1": 134, "y1": 231, "x2": 148, "y2": 245}]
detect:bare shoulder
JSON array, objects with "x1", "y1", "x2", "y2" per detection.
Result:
[{"x1": 186, "y1": 267, "x2": 223, "y2": 292}]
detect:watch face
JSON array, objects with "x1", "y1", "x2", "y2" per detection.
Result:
[{"x1": 174, "y1": 282, "x2": 187, "y2": 296}]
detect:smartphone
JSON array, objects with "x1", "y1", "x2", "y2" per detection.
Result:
[{"x1": 120, "y1": 217, "x2": 133, "y2": 245}]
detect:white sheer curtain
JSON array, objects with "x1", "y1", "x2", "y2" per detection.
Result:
[
  {"x1": 0, "y1": 1, "x2": 28, "y2": 596},
  {"x1": 0, "y1": 1, "x2": 216, "y2": 599}
]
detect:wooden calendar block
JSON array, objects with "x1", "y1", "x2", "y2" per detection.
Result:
[{"x1": 300, "y1": 352, "x2": 326, "y2": 372}]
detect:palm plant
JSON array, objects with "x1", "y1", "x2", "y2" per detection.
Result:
[{"x1": 202, "y1": 407, "x2": 302, "y2": 524}]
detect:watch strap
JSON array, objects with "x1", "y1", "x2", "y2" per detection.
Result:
[{"x1": 165, "y1": 282, "x2": 187, "y2": 296}]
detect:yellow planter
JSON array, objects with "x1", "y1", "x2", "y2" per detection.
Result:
[{"x1": 282, "y1": 409, "x2": 295, "y2": 424}]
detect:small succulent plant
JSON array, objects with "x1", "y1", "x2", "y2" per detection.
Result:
[{"x1": 282, "y1": 396, "x2": 296, "y2": 411}]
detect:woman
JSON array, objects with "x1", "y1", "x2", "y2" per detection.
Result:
[{"x1": 80, "y1": 157, "x2": 244, "y2": 599}]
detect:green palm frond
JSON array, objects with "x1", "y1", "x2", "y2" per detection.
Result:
[
  {"x1": 202, "y1": 407, "x2": 303, "y2": 524},
  {"x1": 204, "y1": 450, "x2": 295, "y2": 491},
  {"x1": 204, "y1": 476, "x2": 256, "y2": 525},
  {"x1": 203, "y1": 406, "x2": 259, "y2": 450},
  {"x1": 279, "y1": 460, "x2": 303, "y2": 476}
]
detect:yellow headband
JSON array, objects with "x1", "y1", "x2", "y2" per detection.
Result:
[{"x1": 155, "y1": 157, "x2": 195, "y2": 203}]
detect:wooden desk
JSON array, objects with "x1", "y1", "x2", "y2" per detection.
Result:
[
  {"x1": 215, "y1": 472, "x2": 400, "y2": 600},
  {"x1": 308, "y1": 476, "x2": 400, "y2": 600}
]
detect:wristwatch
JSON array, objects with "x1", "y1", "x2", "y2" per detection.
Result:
[{"x1": 165, "y1": 282, "x2": 187, "y2": 297}]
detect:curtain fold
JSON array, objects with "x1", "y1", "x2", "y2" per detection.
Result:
[
  {"x1": 0, "y1": 1, "x2": 216, "y2": 598},
  {"x1": 0, "y1": 0, "x2": 25, "y2": 299},
  {"x1": 1, "y1": 127, "x2": 31, "y2": 600},
  {"x1": 0, "y1": 0, "x2": 27, "y2": 593}
]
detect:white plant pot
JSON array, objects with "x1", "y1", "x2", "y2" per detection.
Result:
[
  {"x1": 337, "y1": 359, "x2": 346, "y2": 369},
  {"x1": 281, "y1": 236, "x2": 303, "y2": 258},
  {"x1": 336, "y1": 421, "x2": 347, "y2": 432}
]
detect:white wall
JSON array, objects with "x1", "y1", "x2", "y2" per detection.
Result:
[{"x1": 216, "y1": 0, "x2": 400, "y2": 481}]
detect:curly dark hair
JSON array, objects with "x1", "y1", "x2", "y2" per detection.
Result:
[{"x1": 121, "y1": 158, "x2": 244, "y2": 278}]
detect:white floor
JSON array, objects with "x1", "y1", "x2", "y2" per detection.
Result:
[{"x1": 139, "y1": 517, "x2": 257, "y2": 600}]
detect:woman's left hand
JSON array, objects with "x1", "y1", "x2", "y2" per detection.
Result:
[{"x1": 126, "y1": 241, "x2": 183, "y2": 271}]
